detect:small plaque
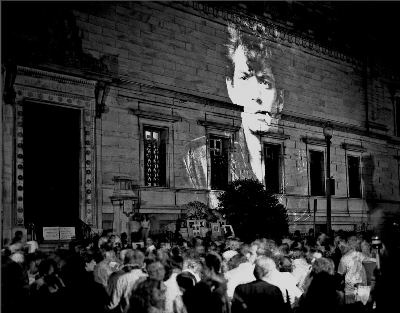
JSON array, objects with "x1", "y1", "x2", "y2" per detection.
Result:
[
  {"x1": 59, "y1": 227, "x2": 76, "y2": 240},
  {"x1": 43, "y1": 227, "x2": 60, "y2": 241}
]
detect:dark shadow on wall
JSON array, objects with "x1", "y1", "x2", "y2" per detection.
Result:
[{"x1": 2, "y1": 2, "x2": 118, "y2": 75}]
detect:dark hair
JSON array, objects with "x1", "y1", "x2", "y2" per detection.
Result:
[
  {"x1": 205, "y1": 252, "x2": 222, "y2": 274},
  {"x1": 226, "y1": 24, "x2": 273, "y2": 82},
  {"x1": 176, "y1": 271, "x2": 196, "y2": 290}
]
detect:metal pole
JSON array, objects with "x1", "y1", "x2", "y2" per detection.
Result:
[
  {"x1": 326, "y1": 136, "x2": 332, "y2": 237},
  {"x1": 313, "y1": 198, "x2": 317, "y2": 239}
]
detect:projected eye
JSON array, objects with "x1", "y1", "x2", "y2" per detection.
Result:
[
  {"x1": 261, "y1": 79, "x2": 273, "y2": 89},
  {"x1": 240, "y1": 72, "x2": 251, "y2": 80}
]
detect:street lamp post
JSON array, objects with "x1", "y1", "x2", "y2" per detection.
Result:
[{"x1": 323, "y1": 123, "x2": 333, "y2": 237}]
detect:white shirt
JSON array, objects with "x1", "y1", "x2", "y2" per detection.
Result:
[
  {"x1": 225, "y1": 262, "x2": 256, "y2": 299},
  {"x1": 264, "y1": 271, "x2": 303, "y2": 306}
]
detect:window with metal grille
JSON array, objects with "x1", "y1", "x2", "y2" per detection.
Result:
[
  {"x1": 264, "y1": 144, "x2": 281, "y2": 193},
  {"x1": 209, "y1": 136, "x2": 228, "y2": 190},
  {"x1": 310, "y1": 150, "x2": 325, "y2": 196},
  {"x1": 348, "y1": 155, "x2": 361, "y2": 198},
  {"x1": 144, "y1": 127, "x2": 166, "y2": 187}
]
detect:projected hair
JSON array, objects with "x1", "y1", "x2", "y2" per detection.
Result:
[{"x1": 226, "y1": 24, "x2": 273, "y2": 82}]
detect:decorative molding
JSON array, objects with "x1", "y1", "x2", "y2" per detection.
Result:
[
  {"x1": 197, "y1": 120, "x2": 241, "y2": 132},
  {"x1": 301, "y1": 136, "x2": 326, "y2": 146},
  {"x1": 14, "y1": 97, "x2": 97, "y2": 227},
  {"x1": 368, "y1": 121, "x2": 388, "y2": 132},
  {"x1": 254, "y1": 131, "x2": 290, "y2": 140},
  {"x1": 130, "y1": 108, "x2": 182, "y2": 123},
  {"x1": 15, "y1": 87, "x2": 93, "y2": 106},
  {"x1": 114, "y1": 76, "x2": 243, "y2": 113},
  {"x1": 341, "y1": 143, "x2": 367, "y2": 153},
  {"x1": 17, "y1": 66, "x2": 96, "y2": 87},
  {"x1": 282, "y1": 111, "x2": 366, "y2": 137}
]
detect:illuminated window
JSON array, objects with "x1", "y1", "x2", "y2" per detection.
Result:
[
  {"x1": 348, "y1": 155, "x2": 361, "y2": 198},
  {"x1": 310, "y1": 150, "x2": 325, "y2": 196},
  {"x1": 209, "y1": 135, "x2": 229, "y2": 190},
  {"x1": 144, "y1": 127, "x2": 166, "y2": 187},
  {"x1": 264, "y1": 144, "x2": 281, "y2": 193}
]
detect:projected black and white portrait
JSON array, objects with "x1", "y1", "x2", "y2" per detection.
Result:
[
  {"x1": 226, "y1": 24, "x2": 284, "y2": 183},
  {"x1": 183, "y1": 24, "x2": 284, "y2": 188}
]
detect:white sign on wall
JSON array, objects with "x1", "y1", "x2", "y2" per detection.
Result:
[
  {"x1": 59, "y1": 227, "x2": 76, "y2": 240},
  {"x1": 43, "y1": 227, "x2": 76, "y2": 241},
  {"x1": 43, "y1": 227, "x2": 60, "y2": 241}
]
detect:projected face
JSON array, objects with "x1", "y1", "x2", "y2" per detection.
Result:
[{"x1": 227, "y1": 45, "x2": 277, "y2": 133}]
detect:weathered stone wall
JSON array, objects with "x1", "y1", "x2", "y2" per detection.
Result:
[{"x1": 2, "y1": 1, "x2": 399, "y2": 236}]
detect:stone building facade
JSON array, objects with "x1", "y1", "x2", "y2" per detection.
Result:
[{"x1": 2, "y1": 1, "x2": 400, "y2": 240}]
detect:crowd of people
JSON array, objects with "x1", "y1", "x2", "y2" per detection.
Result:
[{"x1": 1, "y1": 228, "x2": 395, "y2": 313}]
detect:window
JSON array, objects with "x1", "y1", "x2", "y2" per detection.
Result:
[
  {"x1": 264, "y1": 144, "x2": 281, "y2": 193},
  {"x1": 310, "y1": 150, "x2": 325, "y2": 196},
  {"x1": 396, "y1": 97, "x2": 400, "y2": 137},
  {"x1": 348, "y1": 155, "x2": 361, "y2": 198},
  {"x1": 209, "y1": 135, "x2": 229, "y2": 190},
  {"x1": 144, "y1": 127, "x2": 166, "y2": 187}
]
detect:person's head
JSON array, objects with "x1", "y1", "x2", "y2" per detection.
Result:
[
  {"x1": 203, "y1": 252, "x2": 222, "y2": 277},
  {"x1": 146, "y1": 261, "x2": 166, "y2": 281},
  {"x1": 182, "y1": 257, "x2": 202, "y2": 280},
  {"x1": 253, "y1": 256, "x2": 277, "y2": 280},
  {"x1": 176, "y1": 271, "x2": 196, "y2": 293},
  {"x1": 125, "y1": 249, "x2": 145, "y2": 267},
  {"x1": 82, "y1": 251, "x2": 97, "y2": 272},
  {"x1": 226, "y1": 24, "x2": 283, "y2": 133},
  {"x1": 312, "y1": 257, "x2": 335, "y2": 275},
  {"x1": 347, "y1": 235, "x2": 361, "y2": 252},
  {"x1": 146, "y1": 237, "x2": 154, "y2": 247}
]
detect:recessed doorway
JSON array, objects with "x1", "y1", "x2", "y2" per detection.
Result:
[{"x1": 23, "y1": 102, "x2": 80, "y2": 240}]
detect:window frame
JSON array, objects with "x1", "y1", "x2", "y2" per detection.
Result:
[
  {"x1": 143, "y1": 126, "x2": 168, "y2": 187},
  {"x1": 308, "y1": 148, "x2": 326, "y2": 196},
  {"x1": 263, "y1": 142, "x2": 283, "y2": 194},
  {"x1": 139, "y1": 119, "x2": 171, "y2": 188},
  {"x1": 208, "y1": 133, "x2": 230, "y2": 191},
  {"x1": 347, "y1": 153, "x2": 362, "y2": 199}
]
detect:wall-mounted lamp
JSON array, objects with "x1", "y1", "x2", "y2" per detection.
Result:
[{"x1": 95, "y1": 81, "x2": 110, "y2": 118}]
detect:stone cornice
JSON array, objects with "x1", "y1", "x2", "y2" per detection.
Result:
[
  {"x1": 254, "y1": 131, "x2": 290, "y2": 140},
  {"x1": 17, "y1": 66, "x2": 97, "y2": 87},
  {"x1": 130, "y1": 108, "x2": 182, "y2": 123},
  {"x1": 281, "y1": 111, "x2": 366, "y2": 136},
  {"x1": 114, "y1": 76, "x2": 243, "y2": 113},
  {"x1": 197, "y1": 120, "x2": 241, "y2": 132},
  {"x1": 301, "y1": 136, "x2": 326, "y2": 146},
  {"x1": 341, "y1": 143, "x2": 367, "y2": 153}
]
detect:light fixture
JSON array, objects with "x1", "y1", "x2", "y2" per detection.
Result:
[{"x1": 323, "y1": 122, "x2": 333, "y2": 139}]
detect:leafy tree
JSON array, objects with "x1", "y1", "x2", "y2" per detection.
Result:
[{"x1": 217, "y1": 178, "x2": 289, "y2": 242}]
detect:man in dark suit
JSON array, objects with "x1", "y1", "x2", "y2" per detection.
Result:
[{"x1": 231, "y1": 256, "x2": 288, "y2": 313}]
